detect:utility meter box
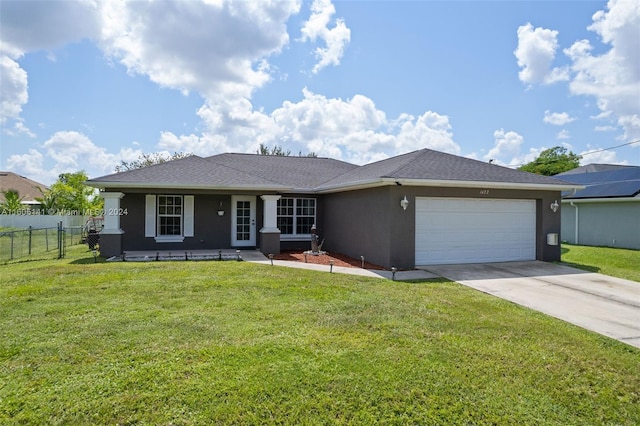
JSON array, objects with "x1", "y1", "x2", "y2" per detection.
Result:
[{"x1": 547, "y1": 233, "x2": 559, "y2": 246}]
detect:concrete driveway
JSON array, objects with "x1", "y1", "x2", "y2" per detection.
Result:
[{"x1": 424, "y1": 261, "x2": 640, "y2": 349}]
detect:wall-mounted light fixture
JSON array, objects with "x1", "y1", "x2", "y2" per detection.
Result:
[
  {"x1": 217, "y1": 202, "x2": 224, "y2": 216},
  {"x1": 550, "y1": 200, "x2": 559, "y2": 213},
  {"x1": 400, "y1": 196, "x2": 409, "y2": 211}
]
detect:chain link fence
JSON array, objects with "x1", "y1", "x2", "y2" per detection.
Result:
[{"x1": 0, "y1": 223, "x2": 84, "y2": 263}]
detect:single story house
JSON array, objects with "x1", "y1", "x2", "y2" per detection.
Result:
[
  {"x1": 0, "y1": 171, "x2": 48, "y2": 208},
  {"x1": 558, "y1": 165, "x2": 640, "y2": 250},
  {"x1": 86, "y1": 149, "x2": 580, "y2": 269}
]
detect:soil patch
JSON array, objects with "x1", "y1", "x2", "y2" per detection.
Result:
[{"x1": 273, "y1": 251, "x2": 386, "y2": 270}]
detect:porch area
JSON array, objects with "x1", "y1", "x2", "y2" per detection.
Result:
[{"x1": 107, "y1": 249, "x2": 268, "y2": 262}]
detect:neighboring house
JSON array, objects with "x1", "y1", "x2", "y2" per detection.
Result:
[
  {"x1": 86, "y1": 149, "x2": 579, "y2": 268},
  {"x1": 558, "y1": 165, "x2": 640, "y2": 250},
  {"x1": 0, "y1": 171, "x2": 48, "y2": 208}
]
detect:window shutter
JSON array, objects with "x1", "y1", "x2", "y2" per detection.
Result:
[
  {"x1": 145, "y1": 195, "x2": 156, "y2": 237},
  {"x1": 184, "y1": 195, "x2": 194, "y2": 237}
]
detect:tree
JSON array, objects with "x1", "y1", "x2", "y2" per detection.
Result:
[
  {"x1": 35, "y1": 187, "x2": 58, "y2": 212},
  {"x1": 518, "y1": 146, "x2": 581, "y2": 176},
  {"x1": 47, "y1": 171, "x2": 102, "y2": 213},
  {"x1": 257, "y1": 144, "x2": 317, "y2": 157},
  {"x1": 1, "y1": 189, "x2": 24, "y2": 212},
  {"x1": 257, "y1": 144, "x2": 291, "y2": 156},
  {"x1": 115, "y1": 152, "x2": 192, "y2": 172}
]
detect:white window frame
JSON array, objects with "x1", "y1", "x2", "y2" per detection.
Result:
[
  {"x1": 145, "y1": 194, "x2": 194, "y2": 243},
  {"x1": 157, "y1": 195, "x2": 183, "y2": 242},
  {"x1": 277, "y1": 197, "x2": 316, "y2": 239}
]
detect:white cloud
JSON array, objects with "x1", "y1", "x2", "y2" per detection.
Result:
[
  {"x1": 5, "y1": 149, "x2": 47, "y2": 182},
  {"x1": 271, "y1": 90, "x2": 459, "y2": 163},
  {"x1": 594, "y1": 125, "x2": 617, "y2": 132},
  {"x1": 157, "y1": 131, "x2": 230, "y2": 156},
  {"x1": 300, "y1": 0, "x2": 351, "y2": 74},
  {"x1": 0, "y1": 0, "x2": 99, "y2": 131},
  {"x1": 563, "y1": 0, "x2": 640, "y2": 140},
  {"x1": 543, "y1": 110, "x2": 576, "y2": 125},
  {"x1": 0, "y1": 0, "x2": 99, "y2": 54},
  {"x1": 5, "y1": 131, "x2": 147, "y2": 184},
  {"x1": 0, "y1": 55, "x2": 28, "y2": 125},
  {"x1": 100, "y1": 0, "x2": 300, "y2": 101},
  {"x1": 514, "y1": 23, "x2": 569, "y2": 85},
  {"x1": 161, "y1": 88, "x2": 459, "y2": 165},
  {"x1": 556, "y1": 129, "x2": 571, "y2": 140},
  {"x1": 2, "y1": 1, "x2": 452, "y2": 175},
  {"x1": 579, "y1": 147, "x2": 621, "y2": 165},
  {"x1": 484, "y1": 129, "x2": 524, "y2": 164},
  {"x1": 3, "y1": 121, "x2": 36, "y2": 138},
  {"x1": 272, "y1": 88, "x2": 385, "y2": 142}
]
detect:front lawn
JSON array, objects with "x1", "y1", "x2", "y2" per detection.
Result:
[
  {"x1": 561, "y1": 243, "x2": 640, "y2": 282},
  {"x1": 1, "y1": 246, "x2": 639, "y2": 424}
]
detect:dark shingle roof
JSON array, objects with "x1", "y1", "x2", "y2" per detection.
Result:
[
  {"x1": 206, "y1": 153, "x2": 358, "y2": 190},
  {"x1": 87, "y1": 149, "x2": 579, "y2": 192},
  {"x1": 87, "y1": 154, "x2": 357, "y2": 190},
  {"x1": 318, "y1": 149, "x2": 574, "y2": 189},
  {"x1": 87, "y1": 156, "x2": 287, "y2": 189},
  {"x1": 559, "y1": 167, "x2": 640, "y2": 199}
]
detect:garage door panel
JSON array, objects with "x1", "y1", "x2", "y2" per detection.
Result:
[{"x1": 415, "y1": 197, "x2": 536, "y2": 265}]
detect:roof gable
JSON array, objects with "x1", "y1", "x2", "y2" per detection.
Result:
[
  {"x1": 0, "y1": 171, "x2": 48, "y2": 203},
  {"x1": 319, "y1": 149, "x2": 574, "y2": 190}
]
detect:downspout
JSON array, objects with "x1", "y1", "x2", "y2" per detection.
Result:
[{"x1": 570, "y1": 202, "x2": 579, "y2": 245}]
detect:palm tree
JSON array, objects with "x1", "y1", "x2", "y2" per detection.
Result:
[
  {"x1": 1, "y1": 189, "x2": 24, "y2": 212},
  {"x1": 35, "y1": 187, "x2": 58, "y2": 214}
]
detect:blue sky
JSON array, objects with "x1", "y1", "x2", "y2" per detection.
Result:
[{"x1": 1, "y1": 0, "x2": 639, "y2": 185}]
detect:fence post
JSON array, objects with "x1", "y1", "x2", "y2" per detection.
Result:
[
  {"x1": 28, "y1": 226, "x2": 33, "y2": 255},
  {"x1": 58, "y1": 221, "x2": 63, "y2": 259},
  {"x1": 10, "y1": 231, "x2": 14, "y2": 260},
  {"x1": 45, "y1": 228, "x2": 49, "y2": 251}
]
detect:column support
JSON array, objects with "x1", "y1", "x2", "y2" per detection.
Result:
[
  {"x1": 260, "y1": 195, "x2": 281, "y2": 254},
  {"x1": 99, "y1": 192, "x2": 124, "y2": 258},
  {"x1": 101, "y1": 192, "x2": 125, "y2": 234}
]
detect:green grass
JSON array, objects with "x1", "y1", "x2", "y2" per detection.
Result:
[
  {"x1": 0, "y1": 227, "x2": 83, "y2": 263},
  {"x1": 1, "y1": 246, "x2": 639, "y2": 425},
  {"x1": 561, "y1": 243, "x2": 640, "y2": 282}
]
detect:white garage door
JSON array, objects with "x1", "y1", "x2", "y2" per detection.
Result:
[{"x1": 415, "y1": 197, "x2": 536, "y2": 265}]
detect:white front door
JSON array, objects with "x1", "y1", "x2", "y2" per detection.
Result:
[{"x1": 231, "y1": 195, "x2": 256, "y2": 246}]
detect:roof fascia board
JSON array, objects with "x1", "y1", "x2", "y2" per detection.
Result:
[
  {"x1": 88, "y1": 178, "x2": 583, "y2": 194},
  {"x1": 316, "y1": 178, "x2": 583, "y2": 193},
  {"x1": 86, "y1": 182, "x2": 293, "y2": 191},
  {"x1": 561, "y1": 196, "x2": 639, "y2": 204}
]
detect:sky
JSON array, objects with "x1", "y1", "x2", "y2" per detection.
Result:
[{"x1": 1, "y1": 0, "x2": 639, "y2": 186}]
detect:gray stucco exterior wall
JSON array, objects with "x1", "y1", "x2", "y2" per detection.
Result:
[
  {"x1": 110, "y1": 189, "x2": 274, "y2": 252},
  {"x1": 102, "y1": 185, "x2": 563, "y2": 268},
  {"x1": 561, "y1": 201, "x2": 640, "y2": 249},
  {"x1": 323, "y1": 186, "x2": 563, "y2": 269}
]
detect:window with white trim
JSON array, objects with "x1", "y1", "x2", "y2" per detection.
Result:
[
  {"x1": 157, "y1": 195, "x2": 182, "y2": 236},
  {"x1": 277, "y1": 198, "x2": 316, "y2": 236}
]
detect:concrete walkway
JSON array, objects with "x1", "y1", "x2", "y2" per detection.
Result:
[
  {"x1": 242, "y1": 250, "x2": 438, "y2": 281},
  {"x1": 117, "y1": 249, "x2": 438, "y2": 280},
  {"x1": 424, "y1": 261, "x2": 640, "y2": 349}
]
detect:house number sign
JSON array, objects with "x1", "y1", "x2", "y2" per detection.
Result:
[{"x1": 479, "y1": 190, "x2": 490, "y2": 195}]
